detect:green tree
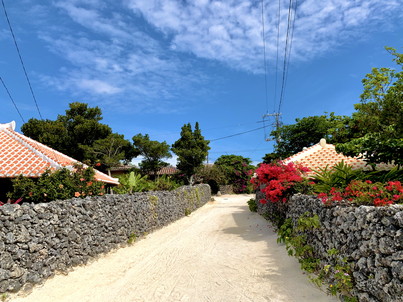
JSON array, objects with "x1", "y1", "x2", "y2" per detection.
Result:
[
  {"x1": 214, "y1": 155, "x2": 255, "y2": 193},
  {"x1": 20, "y1": 119, "x2": 69, "y2": 154},
  {"x1": 82, "y1": 133, "x2": 138, "y2": 176},
  {"x1": 172, "y1": 122, "x2": 210, "y2": 184},
  {"x1": 132, "y1": 134, "x2": 172, "y2": 176},
  {"x1": 336, "y1": 47, "x2": 403, "y2": 167},
  {"x1": 268, "y1": 113, "x2": 350, "y2": 159},
  {"x1": 21, "y1": 102, "x2": 135, "y2": 164}
]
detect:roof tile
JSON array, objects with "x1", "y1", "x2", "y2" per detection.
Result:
[{"x1": 0, "y1": 123, "x2": 119, "y2": 185}]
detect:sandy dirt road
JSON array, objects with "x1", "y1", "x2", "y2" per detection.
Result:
[{"x1": 11, "y1": 194, "x2": 337, "y2": 302}]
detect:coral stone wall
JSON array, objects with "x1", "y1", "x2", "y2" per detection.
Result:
[
  {"x1": 0, "y1": 185, "x2": 211, "y2": 294},
  {"x1": 256, "y1": 192, "x2": 403, "y2": 302}
]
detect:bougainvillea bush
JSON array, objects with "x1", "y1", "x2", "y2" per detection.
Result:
[
  {"x1": 7, "y1": 164, "x2": 105, "y2": 203},
  {"x1": 317, "y1": 180, "x2": 403, "y2": 207},
  {"x1": 251, "y1": 162, "x2": 310, "y2": 204}
]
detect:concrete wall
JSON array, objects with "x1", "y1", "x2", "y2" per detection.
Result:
[{"x1": 0, "y1": 184, "x2": 211, "y2": 293}]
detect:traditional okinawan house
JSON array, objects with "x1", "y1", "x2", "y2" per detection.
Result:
[
  {"x1": 109, "y1": 164, "x2": 137, "y2": 178},
  {"x1": 0, "y1": 121, "x2": 119, "y2": 201},
  {"x1": 282, "y1": 138, "x2": 395, "y2": 175},
  {"x1": 154, "y1": 165, "x2": 179, "y2": 176}
]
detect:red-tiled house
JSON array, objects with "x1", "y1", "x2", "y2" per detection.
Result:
[
  {"x1": 155, "y1": 165, "x2": 179, "y2": 176},
  {"x1": 0, "y1": 121, "x2": 119, "y2": 200},
  {"x1": 283, "y1": 138, "x2": 395, "y2": 174}
]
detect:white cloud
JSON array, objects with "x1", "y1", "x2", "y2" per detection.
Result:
[
  {"x1": 19, "y1": 0, "x2": 403, "y2": 112},
  {"x1": 128, "y1": 0, "x2": 403, "y2": 71},
  {"x1": 77, "y1": 79, "x2": 121, "y2": 94}
]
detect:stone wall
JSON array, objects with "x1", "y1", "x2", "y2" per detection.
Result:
[
  {"x1": 0, "y1": 184, "x2": 211, "y2": 294},
  {"x1": 218, "y1": 185, "x2": 233, "y2": 195},
  {"x1": 255, "y1": 192, "x2": 403, "y2": 302}
]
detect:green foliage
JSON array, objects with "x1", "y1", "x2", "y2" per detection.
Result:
[
  {"x1": 195, "y1": 164, "x2": 226, "y2": 185},
  {"x1": 262, "y1": 152, "x2": 280, "y2": 164},
  {"x1": 114, "y1": 172, "x2": 153, "y2": 193},
  {"x1": 269, "y1": 113, "x2": 351, "y2": 159},
  {"x1": 7, "y1": 165, "x2": 105, "y2": 203},
  {"x1": 127, "y1": 233, "x2": 137, "y2": 245},
  {"x1": 314, "y1": 249, "x2": 356, "y2": 301},
  {"x1": 172, "y1": 122, "x2": 210, "y2": 184},
  {"x1": 184, "y1": 208, "x2": 191, "y2": 216},
  {"x1": 82, "y1": 133, "x2": 137, "y2": 175},
  {"x1": 277, "y1": 216, "x2": 357, "y2": 300},
  {"x1": 214, "y1": 154, "x2": 255, "y2": 193},
  {"x1": 22, "y1": 102, "x2": 116, "y2": 162},
  {"x1": 312, "y1": 161, "x2": 365, "y2": 193},
  {"x1": 336, "y1": 47, "x2": 403, "y2": 167},
  {"x1": 132, "y1": 133, "x2": 172, "y2": 176},
  {"x1": 114, "y1": 172, "x2": 180, "y2": 194},
  {"x1": 153, "y1": 176, "x2": 181, "y2": 191},
  {"x1": 362, "y1": 166, "x2": 403, "y2": 183},
  {"x1": 277, "y1": 213, "x2": 321, "y2": 273},
  {"x1": 247, "y1": 198, "x2": 257, "y2": 212}
]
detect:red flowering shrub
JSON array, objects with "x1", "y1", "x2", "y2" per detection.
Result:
[
  {"x1": 251, "y1": 162, "x2": 310, "y2": 203},
  {"x1": 317, "y1": 180, "x2": 403, "y2": 206}
]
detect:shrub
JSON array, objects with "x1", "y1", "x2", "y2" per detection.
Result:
[
  {"x1": 247, "y1": 198, "x2": 257, "y2": 212},
  {"x1": 317, "y1": 180, "x2": 403, "y2": 206},
  {"x1": 251, "y1": 162, "x2": 309, "y2": 203},
  {"x1": 7, "y1": 164, "x2": 105, "y2": 203},
  {"x1": 114, "y1": 172, "x2": 181, "y2": 194},
  {"x1": 312, "y1": 161, "x2": 365, "y2": 193}
]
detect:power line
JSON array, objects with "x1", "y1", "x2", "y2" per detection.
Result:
[
  {"x1": 2, "y1": 0, "x2": 43, "y2": 120},
  {"x1": 277, "y1": 0, "x2": 297, "y2": 114},
  {"x1": 204, "y1": 120, "x2": 265, "y2": 131},
  {"x1": 209, "y1": 148, "x2": 269, "y2": 154},
  {"x1": 283, "y1": 0, "x2": 298, "y2": 99},
  {"x1": 260, "y1": 0, "x2": 269, "y2": 113},
  {"x1": 0, "y1": 76, "x2": 25, "y2": 123},
  {"x1": 210, "y1": 126, "x2": 267, "y2": 142},
  {"x1": 273, "y1": 0, "x2": 281, "y2": 112}
]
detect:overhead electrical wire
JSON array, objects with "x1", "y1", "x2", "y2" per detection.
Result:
[
  {"x1": 1, "y1": 0, "x2": 43, "y2": 120},
  {"x1": 283, "y1": 0, "x2": 298, "y2": 100},
  {"x1": 210, "y1": 126, "x2": 267, "y2": 142},
  {"x1": 277, "y1": 0, "x2": 297, "y2": 114},
  {"x1": 260, "y1": 0, "x2": 269, "y2": 114},
  {"x1": 273, "y1": 0, "x2": 281, "y2": 112},
  {"x1": 0, "y1": 76, "x2": 25, "y2": 123}
]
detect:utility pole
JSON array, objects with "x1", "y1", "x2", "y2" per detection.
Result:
[{"x1": 262, "y1": 112, "x2": 282, "y2": 143}]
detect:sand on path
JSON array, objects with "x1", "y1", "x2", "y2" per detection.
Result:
[{"x1": 11, "y1": 194, "x2": 338, "y2": 302}]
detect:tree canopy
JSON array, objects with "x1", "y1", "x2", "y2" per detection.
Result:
[
  {"x1": 214, "y1": 154, "x2": 255, "y2": 193},
  {"x1": 21, "y1": 102, "x2": 135, "y2": 165},
  {"x1": 82, "y1": 133, "x2": 137, "y2": 175},
  {"x1": 132, "y1": 134, "x2": 172, "y2": 176},
  {"x1": 336, "y1": 47, "x2": 403, "y2": 167},
  {"x1": 172, "y1": 122, "x2": 210, "y2": 184},
  {"x1": 263, "y1": 113, "x2": 350, "y2": 161}
]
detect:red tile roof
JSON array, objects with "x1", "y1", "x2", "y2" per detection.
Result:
[
  {"x1": 155, "y1": 166, "x2": 179, "y2": 175},
  {"x1": 0, "y1": 122, "x2": 119, "y2": 185},
  {"x1": 283, "y1": 139, "x2": 395, "y2": 174}
]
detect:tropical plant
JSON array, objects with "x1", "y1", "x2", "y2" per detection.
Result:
[
  {"x1": 114, "y1": 172, "x2": 153, "y2": 194},
  {"x1": 7, "y1": 164, "x2": 105, "y2": 203},
  {"x1": 311, "y1": 161, "x2": 365, "y2": 193}
]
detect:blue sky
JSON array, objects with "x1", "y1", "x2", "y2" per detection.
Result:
[{"x1": 1, "y1": 0, "x2": 402, "y2": 166}]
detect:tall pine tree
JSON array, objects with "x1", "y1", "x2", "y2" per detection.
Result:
[{"x1": 172, "y1": 122, "x2": 210, "y2": 184}]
